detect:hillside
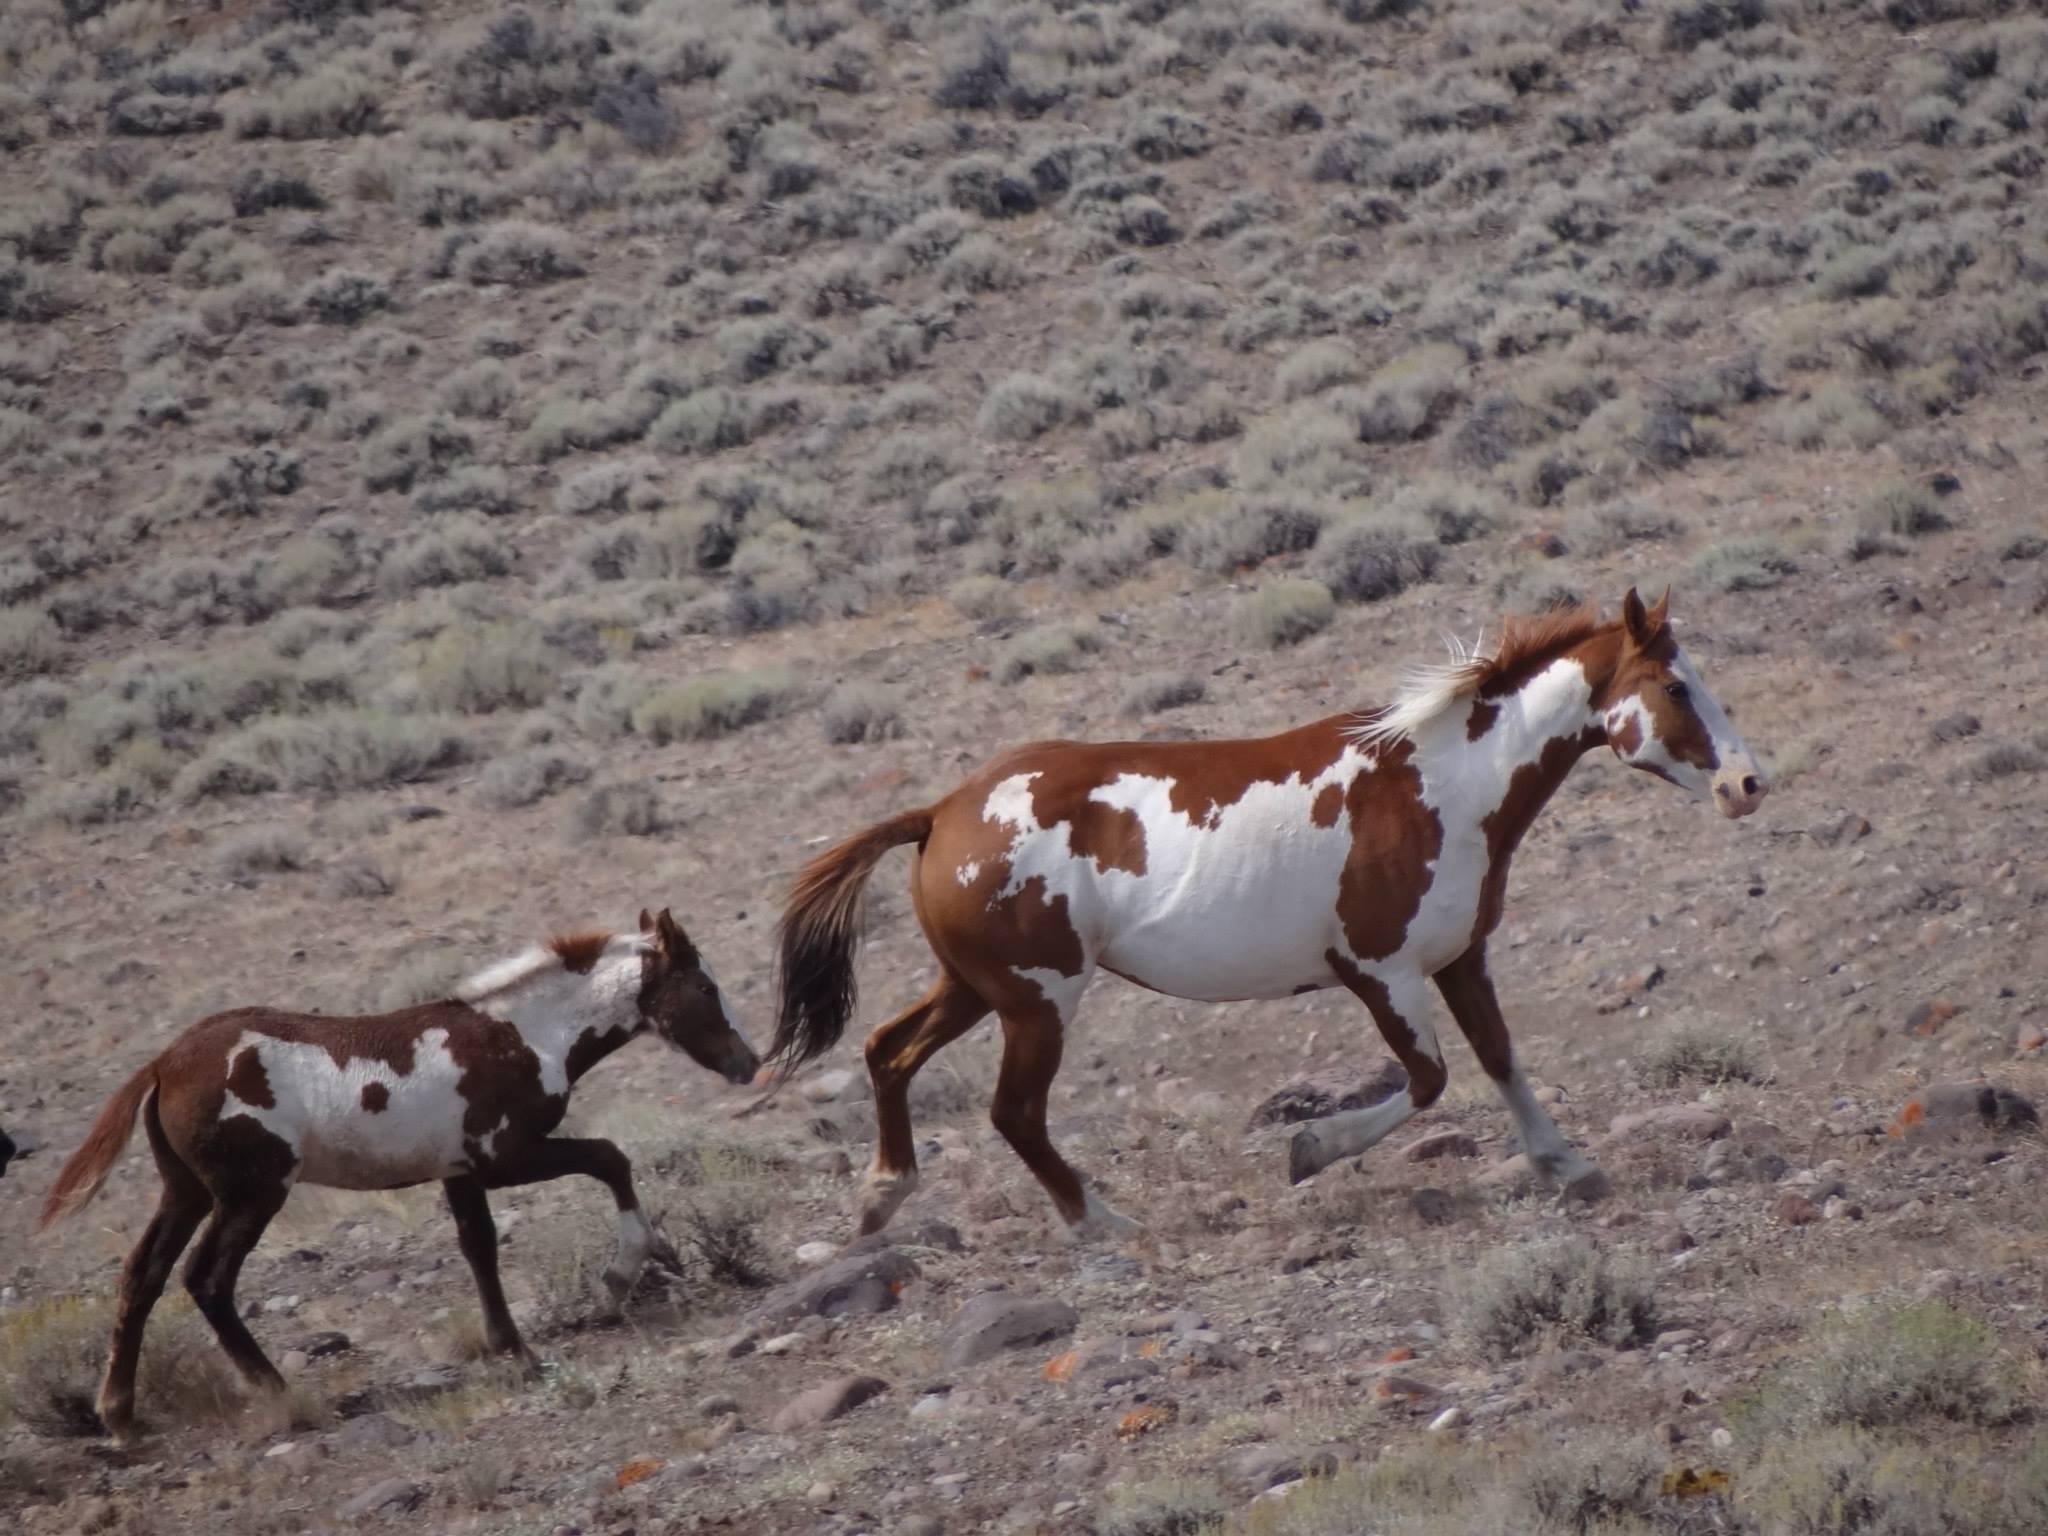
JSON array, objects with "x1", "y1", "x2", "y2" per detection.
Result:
[{"x1": 3, "y1": 0, "x2": 2047, "y2": 1532}]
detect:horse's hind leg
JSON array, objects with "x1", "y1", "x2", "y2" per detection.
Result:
[
  {"x1": 182, "y1": 1185, "x2": 290, "y2": 1396},
  {"x1": 98, "y1": 1095, "x2": 208, "y2": 1440},
  {"x1": 989, "y1": 986, "x2": 1136, "y2": 1241},
  {"x1": 1434, "y1": 944, "x2": 1608, "y2": 1201},
  {"x1": 480, "y1": 1138, "x2": 650, "y2": 1318},
  {"x1": 443, "y1": 1175, "x2": 538, "y2": 1370},
  {"x1": 1290, "y1": 965, "x2": 1445, "y2": 1184},
  {"x1": 857, "y1": 972, "x2": 990, "y2": 1237}
]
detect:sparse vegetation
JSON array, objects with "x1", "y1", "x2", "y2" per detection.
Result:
[
  {"x1": 1640, "y1": 1026, "x2": 1763, "y2": 1088},
  {"x1": 1234, "y1": 579, "x2": 1336, "y2": 649},
  {"x1": 0, "y1": 1298, "x2": 236, "y2": 1437},
  {"x1": 821, "y1": 684, "x2": 905, "y2": 745},
  {"x1": 1459, "y1": 1237, "x2": 1656, "y2": 1358}
]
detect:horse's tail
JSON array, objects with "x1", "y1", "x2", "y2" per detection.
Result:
[
  {"x1": 770, "y1": 807, "x2": 935, "y2": 1073},
  {"x1": 39, "y1": 1062, "x2": 156, "y2": 1231}
]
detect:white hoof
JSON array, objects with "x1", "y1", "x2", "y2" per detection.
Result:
[
  {"x1": 1067, "y1": 1191, "x2": 1141, "y2": 1243},
  {"x1": 855, "y1": 1166, "x2": 917, "y2": 1236}
]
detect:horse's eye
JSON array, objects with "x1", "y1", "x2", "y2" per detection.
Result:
[
  {"x1": 1664, "y1": 680, "x2": 1690, "y2": 704},
  {"x1": 699, "y1": 979, "x2": 715, "y2": 995}
]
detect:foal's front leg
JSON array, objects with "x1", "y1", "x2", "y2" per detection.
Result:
[
  {"x1": 482, "y1": 1138, "x2": 659, "y2": 1318},
  {"x1": 1434, "y1": 945, "x2": 1609, "y2": 1202},
  {"x1": 443, "y1": 1175, "x2": 540, "y2": 1371}
]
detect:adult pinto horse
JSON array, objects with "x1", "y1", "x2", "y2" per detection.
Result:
[
  {"x1": 771, "y1": 589, "x2": 1768, "y2": 1239},
  {"x1": 41, "y1": 909, "x2": 759, "y2": 1441}
]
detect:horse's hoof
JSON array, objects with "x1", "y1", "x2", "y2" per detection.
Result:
[
  {"x1": 1562, "y1": 1166, "x2": 1613, "y2": 1204},
  {"x1": 1288, "y1": 1128, "x2": 1326, "y2": 1185}
]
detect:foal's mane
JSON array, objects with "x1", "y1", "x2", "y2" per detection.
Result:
[
  {"x1": 453, "y1": 931, "x2": 627, "y2": 1004},
  {"x1": 1346, "y1": 604, "x2": 1608, "y2": 750}
]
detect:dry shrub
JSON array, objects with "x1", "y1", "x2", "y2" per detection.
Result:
[
  {"x1": 0, "y1": 1297, "x2": 236, "y2": 1437},
  {"x1": 1459, "y1": 1237, "x2": 1656, "y2": 1358},
  {"x1": 1638, "y1": 1026, "x2": 1763, "y2": 1088},
  {"x1": 1234, "y1": 579, "x2": 1335, "y2": 649}
]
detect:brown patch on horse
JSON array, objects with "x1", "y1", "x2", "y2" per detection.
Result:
[
  {"x1": 1474, "y1": 725, "x2": 1605, "y2": 942},
  {"x1": 1158, "y1": 724, "x2": 1350, "y2": 827},
  {"x1": 1053, "y1": 790, "x2": 1149, "y2": 877},
  {"x1": 360, "y1": 1082, "x2": 389, "y2": 1113},
  {"x1": 1608, "y1": 713, "x2": 1644, "y2": 757},
  {"x1": 224, "y1": 1045, "x2": 275, "y2": 1109},
  {"x1": 549, "y1": 933, "x2": 611, "y2": 974},
  {"x1": 1311, "y1": 783, "x2": 1345, "y2": 827},
  {"x1": 1335, "y1": 750, "x2": 1442, "y2": 963},
  {"x1": 1327, "y1": 949, "x2": 1444, "y2": 1106},
  {"x1": 1473, "y1": 605, "x2": 1608, "y2": 701},
  {"x1": 1464, "y1": 699, "x2": 1501, "y2": 742}
]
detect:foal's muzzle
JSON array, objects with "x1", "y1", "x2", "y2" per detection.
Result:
[
  {"x1": 1712, "y1": 759, "x2": 1769, "y2": 819},
  {"x1": 721, "y1": 1038, "x2": 764, "y2": 1086}
]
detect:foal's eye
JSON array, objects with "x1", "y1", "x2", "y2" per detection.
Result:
[{"x1": 1664, "y1": 680, "x2": 1690, "y2": 704}]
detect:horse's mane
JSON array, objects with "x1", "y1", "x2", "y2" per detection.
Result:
[
  {"x1": 1345, "y1": 604, "x2": 1608, "y2": 750},
  {"x1": 454, "y1": 932, "x2": 629, "y2": 1003}
]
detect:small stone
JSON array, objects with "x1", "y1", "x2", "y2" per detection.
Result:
[
  {"x1": 1773, "y1": 1192, "x2": 1822, "y2": 1226},
  {"x1": 1409, "y1": 1187, "x2": 1459, "y2": 1225},
  {"x1": 1893, "y1": 1081, "x2": 2041, "y2": 1139},
  {"x1": 1654, "y1": 1328, "x2": 1701, "y2": 1351},
  {"x1": 280, "y1": 1350, "x2": 311, "y2": 1373},
  {"x1": 795, "y1": 1241, "x2": 839, "y2": 1268},
  {"x1": 897, "y1": 1518, "x2": 945, "y2": 1536},
  {"x1": 1426, "y1": 1406, "x2": 1464, "y2": 1433},
  {"x1": 940, "y1": 1292, "x2": 1079, "y2": 1368},
  {"x1": 759, "y1": 1332, "x2": 808, "y2": 1356},
  {"x1": 1280, "y1": 1234, "x2": 1354, "y2": 1274},
  {"x1": 697, "y1": 1394, "x2": 741, "y2": 1419},
  {"x1": 801, "y1": 1069, "x2": 860, "y2": 1104},
  {"x1": 1711, "y1": 1427, "x2": 1735, "y2": 1450},
  {"x1": 770, "y1": 1374, "x2": 890, "y2": 1432},
  {"x1": 749, "y1": 1247, "x2": 920, "y2": 1325},
  {"x1": 1607, "y1": 1105, "x2": 1731, "y2": 1142},
  {"x1": 339, "y1": 1478, "x2": 425, "y2": 1520},
  {"x1": 1401, "y1": 1130, "x2": 1479, "y2": 1163},
  {"x1": 807, "y1": 1481, "x2": 837, "y2": 1503},
  {"x1": 297, "y1": 1330, "x2": 352, "y2": 1358},
  {"x1": 2017, "y1": 1027, "x2": 2046, "y2": 1054},
  {"x1": 1372, "y1": 1375, "x2": 1436, "y2": 1408},
  {"x1": 334, "y1": 1413, "x2": 415, "y2": 1451},
  {"x1": 1476, "y1": 1154, "x2": 1536, "y2": 1195},
  {"x1": 1905, "y1": 1000, "x2": 1963, "y2": 1037},
  {"x1": 264, "y1": 1441, "x2": 300, "y2": 1459},
  {"x1": 1653, "y1": 1420, "x2": 1682, "y2": 1447}
]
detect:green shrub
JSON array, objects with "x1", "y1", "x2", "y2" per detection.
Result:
[
  {"x1": 629, "y1": 669, "x2": 795, "y2": 744},
  {"x1": 381, "y1": 519, "x2": 513, "y2": 593},
  {"x1": 570, "y1": 782, "x2": 668, "y2": 838},
  {"x1": 1690, "y1": 537, "x2": 1798, "y2": 593},
  {"x1": 1274, "y1": 339, "x2": 1362, "y2": 400},
  {"x1": 978, "y1": 373, "x2": 1085, "y2": 441},
  {"x1": 1459, "y1": 1237, "x2": 1656, "y2": 1358},
  {"x1": 0, "y1": 610, "x2": 56, "y2": 680},
  {"x1": 216, "y1": 827, "x2": 312, "y2": 878},
  {"x1": 1335, "y1": 344, "x2": 1466, "y2": 443},
  {"x1": 1123, "y1": 675, "x2": 1206, "y2": 715},
  {"x1": 995, "y1": 623, "x2": 1104, "y2": 684},
  {"x1": 477, "y1": 748, "x2": 591, "y2": 810},
  {"x1": 1734, "y1": 1300, "x2": 2025, "y2": 1438},
  {"x1": 458, "y1": 222, "x2": 584, "y2": 286},
  {"x1": 178, "y1": 711, "x2": 473, "y2": 799},
  {"x1": 1861, "y1": 478, "x2": 1950, "y2": 538},
  {"x1": 414, "y1": 623, "x2": 561, "y2": 714},
  {"x1": 821, "y1": 684, "x2": 905, "y2": 744},
  {"x1": 1099, "y1": 1477, "x2": 1225, "y2": 1536},
  {"x1": 1234, "y1": 579, "x2": 1336, "y2": 649},
  {"x1": 1639, "y1": 1026, "x2": 1763, "y2": 1088},
  {"x1": 1313, "y1": 508, "x2": 1441, "y2": 603},
  {"x1": 1, "y1": 1297, "x2": 237, "y2": 1437}
]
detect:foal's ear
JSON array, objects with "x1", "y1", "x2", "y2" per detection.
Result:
[
  {"x1": 656, "y1": 907, "x2": 697, "y2": 964},
  {"x1": 1621, "y1": 586, "x2": 1654, "y2": 648},
  {"x1": 638, "y1": 908, "x2": 655, "y2": 934}
]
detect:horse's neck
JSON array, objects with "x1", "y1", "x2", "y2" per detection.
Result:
[
  {"x1": 478, "y1": 965, "x2": 637, "y2": 1082},
  {"x1": 1422, "y1": 647, "x2": 1609, "y2": 847}
]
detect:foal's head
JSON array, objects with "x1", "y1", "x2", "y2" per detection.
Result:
[
  {"x1": 1596, "y1": 588, "x2": 1768, "y2": 819},
  {"x1": 635, "y1": 908, "x2": 762, "y2": 1084}
]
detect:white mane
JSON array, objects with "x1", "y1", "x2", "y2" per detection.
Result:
[
  {"x1": 454, "y1": 935, "x2": 649, "y2": 1005},
  {"x1": 1343, "y1": 629, "x2": 1492, "y2": 751}
]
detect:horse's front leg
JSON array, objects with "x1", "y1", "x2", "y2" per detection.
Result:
[
  {"x1": 1289, "y1": 963, "x2": 1445, "y2": 1183},
  {"x1": 1434, "y1": 944, "x2": 1608, "y2": 1202},
  {"x1": 442, "y1": 1174, "x2": 540, "y2": 1372},
  {"x1": 481, "y1": 1138, "x2": 656, "y2": 1318}
]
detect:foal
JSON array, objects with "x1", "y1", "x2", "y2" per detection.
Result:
[
  {"x1": 772, "y1": 589, "x2": 1768, "y2": 1239},
  {"x1": 40, "y1": 908, "x2": 759, "y2": 1441}
]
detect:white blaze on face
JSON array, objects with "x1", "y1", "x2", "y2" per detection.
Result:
[{"x1": 220, "y1": 1027, "x2": 480, "y2": 1189}]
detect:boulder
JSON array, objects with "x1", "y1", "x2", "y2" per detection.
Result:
[
  {"x1": 941, "y1": 1292, "x2": 1079, "y2": 1368},
  {"x1": 771, "y1": 1375, "x2": 890, "y2": 1432},
  {"x1": 749, "y1": 1247, "x2": 919, "y2": 1326}
]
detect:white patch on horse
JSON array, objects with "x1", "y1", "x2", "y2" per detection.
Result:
[
  {"x1": 1345, "y1": 629, "x2": 1488, "y2": 750},
  {"x1": 220, "y1": 1027, "x2": 473, "y2": 1189},
  {"x1": 463, "y1": 935, "x2": 650, "y2": 1098},
  {"x1": 956, "y1": 860, "x2": 982, "y2": 888}
]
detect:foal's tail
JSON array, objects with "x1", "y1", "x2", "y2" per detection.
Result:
[
  {"x1": 38, "y1": 1063, "x2": 156, "y2": 1232},
  {"x1": 770, "y1": 807, "x2": 935, "y2": 1073}
]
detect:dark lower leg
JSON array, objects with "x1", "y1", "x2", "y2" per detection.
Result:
[
  {"x1": 98, "y1": 1185, "x2": 207, "y2": 1436},
  {"x1": 444, "y1": 1176, "x2": 530, "y2": 1362},
  {"x1": 859, "y1": 977, "x2": 989, "y2": 1235},
  {"x1": 1290, "y1": 963, "x2": 1447, "y2": 1183},
  {"x1": 990, "y1": 1015, "x2": 1127, "y2": 1232},
  {"x1": 183, "y1": 1190, "x2": 289, "y2": 1393},
  {"x1": 481, "y1": 1139, "x2": 648, "y2": 1313}
]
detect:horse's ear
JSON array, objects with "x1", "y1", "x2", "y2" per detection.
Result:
[
  {"x1": 657, "y1": 908, "x2": 697, "y2": 963},
  {"x1": 638, "y1": 908, "x2": 655, "y2": 934},
  {"x1": 1647, "y1": 585, "x2": 1672, "y2": 633},
  {"x1": 1621, "y1": 587, "x2": 1651, "y2": 647}
]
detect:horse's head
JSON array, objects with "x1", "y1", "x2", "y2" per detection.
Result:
[
  {"x1": 635, "y1": 908, "x2": 762, "y2": 1084},
  {"x1": 1597, "y1": 587, "x2": 1768, "y2": 819}
]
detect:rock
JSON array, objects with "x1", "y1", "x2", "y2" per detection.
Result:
[
  {"x1": 281, "y1": 1350, "x2": 311, "y2": 1373},
  {"x1": 770, "y1": 1375, "x2": 890, "y2": 1432},
  {"x1": 1409, "y1": 1187, "x2": 1459, "y2": 1226},
  {"x1": 1809, "y1": 812, "x2": 1873, "y2": 848},
  {"x1": 1710, "y1": 1427, "x2": 1735, "y2": 1450},
  {"x1": 1596, "y1": 964, "x2": 1666, "y2": 1014},
  {"x1": 697, "y1": 1394, "x2": 741, "y2": 1419},
  {"x1": 295, "y1": 1330, "x2": 352, "y2": 1358},
  {"x1": 941, "y1": 1293, "x2": 1079, "y2": 1368},
  {"x1": 1246, "y1": 1061, "x2": 1407, "y2": 1129},
  {"x1": 339, "y1": 1478, "x2": 425, "y2": 1520},
  {"x1": 1371, "y1": 1375, "x2": 1436, "y2": 1408},
  {"x1": 1427, "y1": 1406, "x2": 1465, "y2": 1433},
  {"x1": 1930, "y1": 713, "x2": 1980, "y2": 744},
  {"x1": 1608, "y1": 1105, "x2": 1731, "y2": 1142},
  {"x1": 1823, "y1": 1196, "x2": 1862, "y2": 1221},
  {"x1": 749, "y1": 1247, "x2": 920, "y2": 1325},
  {"x1": 1221, "y1": 1446, "x2": 1339, "y2": 1497},
  {"x1": 1476, "y1": 1154, "x2": 1536, "y2": 1195},
  {"x1": 803, "y1": 1148, "x2": 854, "y2": 1177},
  {"x1": 1280, "y1": 1234, "x2": 1354, "y2": 1274},
  {"x1": 794, "y1": 1241, "x2": 839, "y2": 1268},
  {"x1": 801, "y1": 1068, "x2": 861, "y2": 1104},
  {"x1": 1893, "y1": 1081, "x2": 2040, "y2": 1139},
  {"x1": 896, "y1": 1519, "x2": 945, "y2": 1536},
  {"x1": 759, "y1": 1332, "x2": 808, "y2": 1356},
  {"x1": 2018, "y1": 1026, "x2": 2046, "y2": 1054},
  {"x1": 395, "y1": 1366, "x2": 461, "y2": 1401},
  {"x1": 1698, "y1": 1137, "x2": 1788, "y2": 1186},
  {"x1": 1401, "y1": 1130, "x2": 1479, "y2": 1163},
  {"x1": 333, "y1": 1412, "x2": 414, "y2": 1452},
  {"x1": 1905, "y1": 1000, "x2": 1963, "y2": 1037},
  {"x1": 843, "y1": 1217, "x2": 966, "y2": 1259},
  {"x1": 807, "y1": 1481, "x2": 837, "y2": 1503}
]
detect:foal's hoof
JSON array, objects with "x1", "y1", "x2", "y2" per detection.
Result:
[
  {"x1": 1562, "y1": 1166, "x2": 1613, "y2": 1204},
  {"x1": 1288, "y1": 1127, "x2": 1327, "y2": 1185}
]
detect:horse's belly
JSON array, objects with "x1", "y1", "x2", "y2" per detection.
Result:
[{"x1": 253, "y1": 1039, "x2": 477, "y2": 1190}]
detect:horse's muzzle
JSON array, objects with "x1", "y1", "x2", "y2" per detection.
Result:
[{"x1": 1712, "y1": 760, "x2": 1768, "y2": 819}]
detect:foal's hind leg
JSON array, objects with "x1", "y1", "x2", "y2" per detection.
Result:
[
  {"x1": 857, "y1": 973, "x2": 990, "y2": 1236},
  {"x1": 1434, "y1": 945, "x2": 1608, "y2": 1202},
  {"x1": 481, "y1": 1139, "x2": 652, "y2": 1318},
  {"x1": 182, "y1": 1185, "x2": 291, "y2": 1397},
  {"x1": 987, "y1": 979, "x2": 1136, "y2": 1241},
  {"x1": 443, "y1": 1175, "x2": 539, "y2": 1371},
  {"x1": 98, "y1": 1099, "x2": 209, "y2": 1440},
  {"x1": 1290, "y1": 965, "x2": 1446, "y2": 1184}
]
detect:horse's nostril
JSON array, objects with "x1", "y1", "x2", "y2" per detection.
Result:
[{"x1": 1741, "y1": 775, "x2": 1761, "y2": 797}]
